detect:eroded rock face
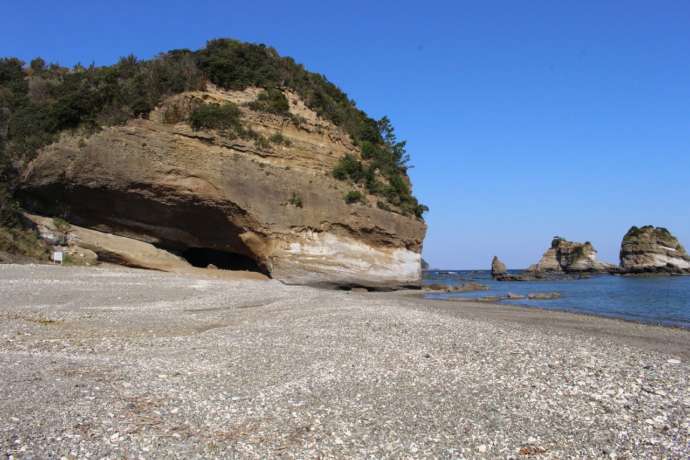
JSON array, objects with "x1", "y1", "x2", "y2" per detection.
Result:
[
  {"x1": 491, "y1": 256, "x2": 507, "y2": 277},
  {"x1": 19, "y1": 87, "x2": 426, "y2": 289},
  {"x1": 528, "y1": 237, "x2": 615, "y2": 274},
  {"x1": 620, "y1": 226, "x2": 690, "y2": 274},
  {"x1": 25, "y1": 213, "x2": 192, "y2": 270}
]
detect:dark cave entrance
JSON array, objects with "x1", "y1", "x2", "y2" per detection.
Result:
[{"x1": 181, "y1": 247, "x2": 268, "y2": 274}]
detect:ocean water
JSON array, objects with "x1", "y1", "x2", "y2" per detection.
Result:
[{"x1": 424, "y1": 270, "x2": 690, "y2": 329}]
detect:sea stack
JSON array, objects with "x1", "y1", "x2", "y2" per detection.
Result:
[
  {"x1": 491, "y1": 256, "x2": 507, "y2": 277},
  {"x1": 619, "y1": 226, "x2": 690, "y2": 274},
  {"x1": 528, "y1": 237, "x2": 615, "y2": 274}
]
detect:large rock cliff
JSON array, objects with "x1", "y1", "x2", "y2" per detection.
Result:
[
  {"x1": 619, "y1": 226, "x2": 690, "y2": 274},
  {"x1": 528, "y1": 237, "x2": 615, "y2": 274},
  {"x1": 19, "y1": 87, "x2": 426, "y2": 288}
]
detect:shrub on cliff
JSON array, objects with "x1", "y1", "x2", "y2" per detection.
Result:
[
  {"x1": 268, "y1": 132, "x2": 291, "y2": 146},
  {"x1": 189, "y1": 102, "x2": 242, "y2": 131},
  {"x1": 195, "y1": 41, "x2": 281, "y2": 90},
  {"x1": 0, "y1": 183, "x2": 47, "y2": 259},
  {"x1": 0, "y1": 223, "x2": 48, "y2": 260},
  {"x1": 333, "y1": 154, "x2": 364, "y2": 181},
  {"x1": 0, "y1": 184, "x2": 20, "y2": 228},
  {"x1": 288, "y1": 192, "x2": 303, "y2": 208},
  {"x1": 332, "y1": 116, "x2": 427, "y2": 218},
  {"x1": 344, "y1": 190, "x2": 364, "y2": 204},
  {"x1": 188, "y1": 101, "x2": 275, "y2": 148},
  {"x1": 0, "y1": 53, "x2": 205, "y2": 163},
  {"x1": 194, "y1": 39, "x2": 383, "y2": 146},
  {"x1": 248, "y1": 88, "x2": 290, "y2": 115}
]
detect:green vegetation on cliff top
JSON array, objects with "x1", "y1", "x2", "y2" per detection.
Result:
[
  {"x1": 624, "y1": 225, "x2": 685, "y2": 252},
  {"x1": 0, "y1": 38, "x2": 426, "y2": 224}
]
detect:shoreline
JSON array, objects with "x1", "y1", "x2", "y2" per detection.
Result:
[
  {"x1": 420, "y1": 290, "x2": 690, "y2": 331},
  {"x1": 397, "y1": 290, "x2": 690, "y2": 360},
  {"x1": 421, "y1": 270, "x2": 690, "y2": 332}
]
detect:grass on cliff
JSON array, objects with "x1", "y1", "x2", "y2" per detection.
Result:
[
  {"x1": 0, "y1": 38, "x2": 425, "y2": 219},
  {"x1": 288, "y1": 192, "x2": 303, "y2": 208},
  {"x1": 188, "y1": 101, "x2": 274, "y2": 149},
  {"x1": 0, "y1": 225, "x2": 49, "y2": 260},
  {"x1": 269, "y1": 132, "x2": 291, "y2": 146},
  {"x1": 625, "y1": 225, "x2": 686, "y2": 252},
  {"x1": 247, "y1": 88, "x2": 290, "y2": 115},
  {"x1": 625, "y1": 225, "x2": 675, "y2": 241},
  {"x1": 344, "y1": 190, "x2": 364, "y2": 204},
  {"x1": 0, "y1": 185, "x2": 48, "y2": 260},
  {"x1": 189, "y1": 102, "x2": 242, "y2": 132}
]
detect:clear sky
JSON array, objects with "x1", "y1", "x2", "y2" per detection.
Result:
[{"x1": 2, "y1": 1, "x2": 689, "y2": 269}]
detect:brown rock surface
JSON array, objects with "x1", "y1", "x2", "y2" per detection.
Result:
[
  {"x1": 18, "y1": 87, "x2": 426, "y2": 288},
  {"x1": 620, "y1": 226, "x2": 690, "y2": 274},
  {"x1": 25, "y1": 213, "x2": 191, "y2": 271},
  {"x1": 491, "y1": 256, "x2": 507, "y2": 277},
  {"x1": 24, "y1": 213, "x2": 268, "y2": 281},
  {"x1": 528, "y1": 237, "x2": 615, "y2": 274},
  {"x1": 64, "y1": 246, "x2": 98, "y2": 266}
]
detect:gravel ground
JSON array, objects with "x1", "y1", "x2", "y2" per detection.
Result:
[{"x1": 0, "y1": 264, "x2": 688, "y2": 459}]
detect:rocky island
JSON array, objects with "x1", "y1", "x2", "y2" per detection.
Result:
[
  {"x1": 620, "y1": 225, "x2": 690, "y2": 274},
  {"x1": 493, "y1": 229, "x2": 690, "y2": 279},
  {"x1": 493, "y1": 237, "x2": 616, "y2": 281},
  {"x1": 528, "y1": 237, "x2": 616, "y2": 274},
  {"x1": 491, "y1": 255, "x2": 507, "y2": 277}
]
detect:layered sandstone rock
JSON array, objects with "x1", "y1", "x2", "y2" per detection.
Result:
[
  {"x1": 619, "y1": 226, "x2": 690, "y2": 274},
  {"x1": 528, "y1": 237, "x2": 615, "y2": 274},
  {"x1": 25, "y1": 213, "x2": 192, "y2": 271},
  {"x1": 19, "y1": 87, "x2": 426, "y2": 288}
]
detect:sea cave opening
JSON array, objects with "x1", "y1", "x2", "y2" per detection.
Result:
[{"x1": 181, "y1": 247, "x2": 268, "y2": 274}]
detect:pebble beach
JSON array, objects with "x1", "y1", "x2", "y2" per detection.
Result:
[{"x1": 1, "y1": 264, "x2": 688, "y2": 458}]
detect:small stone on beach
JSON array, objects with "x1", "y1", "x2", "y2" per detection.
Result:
[
  {"x1": 506, "y1": 292, "x2": 525, "y2": 299},
  {"x1": 527, "y1": 292, "x2": 561, "y2": 300}
]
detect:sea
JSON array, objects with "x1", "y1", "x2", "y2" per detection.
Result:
[{"x1": 424, "y1": 270, "x2": 690, "y2": 329}]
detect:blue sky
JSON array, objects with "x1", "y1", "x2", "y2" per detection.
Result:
[{"x1": 2, "y1": 1, "x2": 689, "y2": 269}]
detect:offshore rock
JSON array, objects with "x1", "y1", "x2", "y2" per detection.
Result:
[
  {"x1": 423, "y1": 282, "x2": 488, "y2": 292},
  {"x1": 528, "y1": 237, "x2": 615, "y2": 274},
  {"x1": 619, "y1": 226, "x2": 690, "y2": 274},
  {"x1": 491, "y1": 256, "x2": 507, "y2": 278}
]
